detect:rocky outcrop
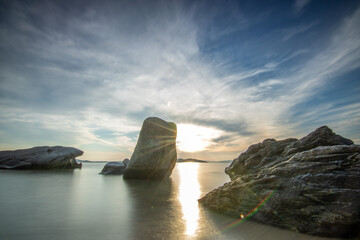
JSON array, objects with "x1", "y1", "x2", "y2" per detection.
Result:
[
  {"x1": 123, "y1": 117, "x2": 177, "y2": 180},
  {"x1": 100, "y1": 158, "x2": 130, "y2": 175},
  {"x1": 199, "y1": 126, "x2": 360, "y2": 238},
  {"x1": 0, "y1": 146, "x2": 83, "y2": 169}
]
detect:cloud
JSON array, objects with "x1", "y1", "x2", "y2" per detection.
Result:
[
  {"x1": 282, "y1": 21, "x2": 318, "y2": 41},
  {"x1": 176, "y1": 117, "x2": 254, "y2": 136},
  {"x1": 212, "y1": 135, "x2": 236, "y2": 143},
  {"x1": 0, "y1": 106, "x2": 140, "y2": 158},
  {"x1": 294, "y1": 0, "x2": 311, "y2": 13},
  {"x1": 0, "y1": 1, "x2": 359, "y2": 160},
  {"x1": 285, "y1": 8, "x2": 360, "y2": 103}
]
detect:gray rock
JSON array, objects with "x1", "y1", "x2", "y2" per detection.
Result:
[
  {"x1": 0, "y1": 146, "x2": 83, "y2": 169},
  {"x1": 199, "y1": 126, "x2": 360, "y2": 238},
  {"x1": 122, "y1": 158, "x2": 130, "y2": 166},
  {"x1": 100, "y1": 158, "x2": 130, "y2": 175},
  {"x1": 123, "y1": 117, "x2": 177, "y2": 180}
]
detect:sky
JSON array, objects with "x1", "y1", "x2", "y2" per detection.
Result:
[{"x1": 0, "y1": 0, "x2": 359, "y2": 161}]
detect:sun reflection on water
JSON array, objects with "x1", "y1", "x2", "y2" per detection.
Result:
[{"x1": 178, "y1": 163, "x2": 201, "y2": 236}]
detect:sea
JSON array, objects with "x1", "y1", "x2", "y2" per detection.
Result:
[{"x1": 0, "y1": 162, "x2": 336, "y2": 240}]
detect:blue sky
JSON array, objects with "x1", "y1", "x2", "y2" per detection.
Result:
[{"x1": 0, "y1": 0, "x2": 359, "y2": 161}]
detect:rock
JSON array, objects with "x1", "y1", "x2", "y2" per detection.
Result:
[
  {"x1": 123, "y1": 117, "x2": 177, "y2": 180},
  {"x1": 199, "y1": 126, "x2": 360, "y2": 238},
  {"x1": 0, "y1": 146, "x2": 83, "y2": 169},
  {"x1": 123, "y1": 158, "x2": 130, "y2": 165},
  {"x1": 100, "y1": 158, "x2": 130, "y2": 175}
]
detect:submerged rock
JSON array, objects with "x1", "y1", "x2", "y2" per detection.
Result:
[
  {"x1": 0, "y1": 146, "x2": 83, "y2": 169},
  {"x1": 199, "y1": 126, "x2": 360, "y2": 238},
  {"x1": 123, "y1": 117, "x2": 177, "y2": 180},
  {"x1": 100, "y1": 158, "x2": 130, "y2": 175}
]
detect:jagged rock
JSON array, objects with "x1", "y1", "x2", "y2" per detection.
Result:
[
  {"x1": 199, "y1": 126, "x2": 360, "y2": 238},
  {"x1": 123, "y1": 117, "x2": 177, "y2": 180},
  {"x1": 0, "y1": 146, "x2": 83, "y2": 169},
  {"x1": 100, "y1": 158, "x2": 130, "y2": 175}
]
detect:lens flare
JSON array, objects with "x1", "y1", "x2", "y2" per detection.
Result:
[{"x1": 222, "y1": 189, "x2": 276, "y2": 231}]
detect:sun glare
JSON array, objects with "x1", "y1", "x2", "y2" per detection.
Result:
[
  {"x1": 178, "y1": 163, "x2": 200, "y2": 236},
  {"x1": 176, "y1": 124, "x2": 222, "y2": 152}
]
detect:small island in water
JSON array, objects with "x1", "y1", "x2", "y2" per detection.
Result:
[{"x1": 177, "y1": 158, "x2": 208, "y2": 163}]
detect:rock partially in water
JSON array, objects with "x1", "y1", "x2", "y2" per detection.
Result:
[
  {"x1": 100, "y1": 158, "x2": 130, "y2": 175},
  {"x1": 123, "y1": 117, "x2": 177, "y2": 180},
  {"x1": 0, "y1": 146, "x2": 83, "y2": 169},
  {"x1": 199, "y1": 126, "x2": 360, "y2": 238}
]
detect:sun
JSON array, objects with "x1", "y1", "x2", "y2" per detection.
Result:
[{"x1": 176, "y1": 124, "x2": 222, "y2": 152}]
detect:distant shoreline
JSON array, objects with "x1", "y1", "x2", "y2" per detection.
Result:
[
  {"x1": 76, "y1": 160, "x2": 107, "y2": 163},
  {"x1": 77, "y1": 159, "x2": 232, "y2": 164}
]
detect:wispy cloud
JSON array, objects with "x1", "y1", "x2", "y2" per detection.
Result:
[
  {"x1": 0, "y1": 1, "x2": 359, "y2": 160},
  {"x1": 294, "y1": 0, "x2": 312, "y2": 13},
  {"x1": 285, "y1": 8, "x2": 360, "y2": 103},
  {"x1": 282, "y1": 21, "x2": 318, "y2": 41}
]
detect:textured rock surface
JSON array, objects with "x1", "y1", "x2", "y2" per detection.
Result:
[
  {"x1": 100, "y1": 158, "x2": 129, "y2": 175},
  {"x1": 123, "y1": 117, "x2": 177, "y2": 180},
  {"x1": 0, "y1": 146, "x2": 83, "y2": 169},
  {"x1": 199, "y1": 126, "x2": 360, "y2": 238}
]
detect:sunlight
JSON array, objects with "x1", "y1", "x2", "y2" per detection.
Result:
[
  {"x1": 176, "y1": 124, "x2": 222, "y2": 152},
  {"x1": 178, "y1": 163, "x2": 201, "y2": 236}
]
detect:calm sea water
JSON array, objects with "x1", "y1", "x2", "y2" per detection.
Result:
[{"x1": 0, "y1": 162, "x2": 334, "y2": 240}]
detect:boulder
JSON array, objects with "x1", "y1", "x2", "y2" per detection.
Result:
[
  {"x1": 100, "y1": 158, "x2": 130, "y2": 175},
  {"x1": 0, "y1": 146, "x2": 83, "y2": 169},
  {"x1": 199, "y1": 126, "x2": 360, "y2": 238},
  {"x1": 123, "y1": 117, "x2": 177, "y2": 180}
]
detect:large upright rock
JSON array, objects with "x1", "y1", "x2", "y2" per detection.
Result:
[
  {"x1": 0, "y1": 146, "x2": 83, "y2": 169},
  {"x1": 123, "y1": 117, "x2": 177, "y2": 180},
  {"x1": 199, "y1": 126, "x2": 360, "y2": 238}
]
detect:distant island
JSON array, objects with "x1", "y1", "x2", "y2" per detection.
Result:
[
  {"x1": 211, "y1": 160, "x2": 232, "y2": 163},
  {"x1": 76, "y1": 159, "x2": 107, "y2": 163},
  {"x1": 177, "y1": 158, "x2": 208, "y2": 163},
  {"x1": 176, "y1": 158, "x2": 232, "y2": 163}
]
